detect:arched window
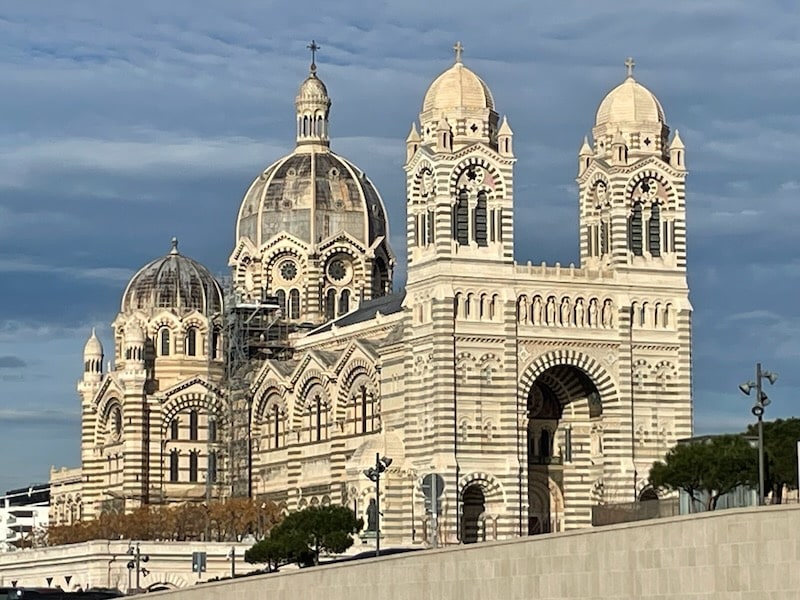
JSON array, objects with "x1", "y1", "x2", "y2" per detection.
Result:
[
  {"x1": 453, "y1": 189, "x2": 469, "y2": 244},
  {"x1": 352, "y1": 385, "x2": 376, "y2": 434},
  {"x1": 169, "y1": 418, "x2": 179, "y2": 441},
  {"x1": 628, "y1": 202, "x2": 644, "y2": 256},
  {"x1": 186, "y1": 327, "x2": 197, "y2": 356},
  {"x1": 307, "y1": 394, "x2": 327, "y2": 442},
  {"x1": 169, "y1": 451, "x2": 179, "y2": 482},
  {"x1": 189, "y1": 451, "x2": 198, "y2": 482},
  {"x1": 601, "y1": 220, "x2": 610, "y2": 255},
  {"x1": 276, "y1": 290, "x2": 286, "y2": 313},
  {"x1": 189, "y1": 410, "x2": 198, "y2": 441},
  {"x1": 208, "y1": 452, "x2": 217, "y2": 483},
  {"x1": 474, "y1": 192, "x2": 488, "y2": 246},
  {"x1": 160, "y1": 328, "x2": 171, "y2": 356},
  {"x1": 208, "y1": 418, "x2": 217, "y2": 443},
  {"x1": 427, "y1": 209, "x2": 435, "y2": 245},
  {"x1": 539, "y1": 429, "x2": 552, "y2": 458},
  {"x1": 289, "y1": 289, "x2": 301, "y2": 319},
  {"x1": 211, "y1": 329, "x2": 220, "y2": 359},
  {"x1": 648, "y1": 203, "x2": 661, "y2": 256},
  {"x1": 339, "y1": 289, "x2": 350, "y2": 315},
  {"x1": 271, "y1": 404, "x2": 282, "y2": 449},
  {"x1": 325, "y1": 289, "x2": 336, "y2": 321}
]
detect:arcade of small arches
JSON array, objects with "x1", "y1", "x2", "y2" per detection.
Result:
[
  {"x1": 51, "y1": 495, "x2": 83, "y2": 526},
  {"x1": 454, "y1": 292, "x2": 502, "y2": 321},
  {"x1": 116, "y1": 319, "x2": 222, "y2": 362},
  {"x1": 517, "y1": 294, "x2": 615, "y2": 328}
]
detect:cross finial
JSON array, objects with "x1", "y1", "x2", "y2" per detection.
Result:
[
  {"x1": 307, "y1": 40, "x2": 320, "y2": 72},
  {"x1": 624, "y1": 56, "x2": 635, "y2": 78},
  {"x1": 453, "y1": 41, "x2": 464, "y2": 64}
]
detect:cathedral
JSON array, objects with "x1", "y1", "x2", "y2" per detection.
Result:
[{"x1": 51, "y1": 44, "x2": 692, "y2": 545}]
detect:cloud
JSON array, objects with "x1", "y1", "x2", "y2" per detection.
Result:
[
  {"x1": 0, "y1": 408, "x2": 79, "y2": 428},
  {"x1": 0, "y1": 356, "x2": 26, "y2": 369}
]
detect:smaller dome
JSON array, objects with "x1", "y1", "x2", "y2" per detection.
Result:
[
  {"x1": 122, "y1": 238, "x2": 223, "y2": 315},
  {"x1": 83, "y1": 328, "x2": 103, "y2": 358},
  {"x1": 422, "y1": 63, "x2": 495, "y2": 114},
  {"x1": 125, "y1": 321, "x2": 145, "y2": 345},
  {"x1": 297, "y1": 72, "x2": 328, "y2": 100},
  {"x1": 595, "y1": 72, "x2": 665, "y2": 128}
]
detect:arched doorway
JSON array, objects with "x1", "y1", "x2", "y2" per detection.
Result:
[
  {"x1": 526, "y1": 365, "x2": 602, "y2": 534},
  {"x1": 461, "y1": 485, "x2": 485, "y2": 544}
]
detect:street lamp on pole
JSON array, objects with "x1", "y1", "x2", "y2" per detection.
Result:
[
  {"x1": 126, "y1": 542, "x2": 150, "y2": 593},
  {"x1": 739, "y1": 362, "x2": 777, "y2": 506},
  {"x1": 363, "y1": 453, "x2": 392, "y2": 557}
]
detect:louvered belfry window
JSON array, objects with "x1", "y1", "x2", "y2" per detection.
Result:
[
  {"x1": 454, "y1": 189, "x2": 469, "y2": 245},
  {"x1": 628, "y1": 202, "x2": 644, "y2": 256},
  {"x1": 474, "y1": 192, "x2": 488, "y2": 246},
  {"x1": 648, "y1": 203, "x2": 661, "y2": 256}
]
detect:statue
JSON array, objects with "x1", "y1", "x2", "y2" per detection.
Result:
[
  {"x1": 518, "y1": 297, "x2": 528, "y2": 323},
  {"x1": 545, "y1": 297, "x2": 556, "y2": 326},
  {"x1": 602, "y1": 299, "x2": 613, "y2": 328},
  {"x1": 588, "y1": 299, "x2": 599, "y2": 327},
  {"x1": 532, "y1": 296, "x2": 542, "y2": 325},
  {"x1": 574, "y1": 298, "x2": 585, "y2": 327},
  {"x1": 560, "y1": 297, "x2": 571, "y2": 326},
  {"x1": 366, "y1": 498, "x2": 378, "y2": 532}
]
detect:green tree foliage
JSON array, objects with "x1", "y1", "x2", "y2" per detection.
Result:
[
  {"x1": 649, "y1": 434, "x2": 758, "y2": 511},
  {"x1": 245, "y1": 505, "x2": 363, "y2": 568},
  {"x1": 746, "y1": 417, "x2": 800, "y2": 503}
]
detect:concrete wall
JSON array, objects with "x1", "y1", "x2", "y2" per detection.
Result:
[
  {"x1": 149, "y1": 504, "x2": 800, "y2": 600},
  {"x1": 0, "y1": 540, "x2": 253, "y2": 592}
]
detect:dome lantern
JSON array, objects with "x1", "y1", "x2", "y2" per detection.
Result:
[{"x1": 295, "y1": 40, "x2": 332, "y2": 149}]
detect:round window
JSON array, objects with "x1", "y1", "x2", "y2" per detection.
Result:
[
  {"x1": 328, "y1": 259, "x2": 347, "y2": 282},
  {"x1": 280, "y1": 261, "x2": 298, "y2": 281}
]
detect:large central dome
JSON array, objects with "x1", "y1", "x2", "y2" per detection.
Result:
[
  {"x1": 236, "y1": 151, "x2": 387, "y2": 247},
  {"x1": 235, "y1": 56, "x2": 389, "y2": 249},
  {"x1": 229, "y1": 50, "x2": 395, "y2": 326}
]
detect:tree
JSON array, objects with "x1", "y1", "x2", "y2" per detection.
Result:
[
  {"x1": 746, "y1": 417, "x2": 800, "y2": 503},
  {"x1": 245, "y1": 505, "x2": 362, "y2": 568},
  {"x1": 649, "y1": 434, "x2": 758, "y2": 511}
]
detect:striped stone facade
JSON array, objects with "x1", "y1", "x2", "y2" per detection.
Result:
[{"x1": 55, "y1": 53, "x2": 691, "y2": 548}]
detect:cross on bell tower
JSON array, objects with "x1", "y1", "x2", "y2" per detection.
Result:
[
  {"x1": 453, "y1": 41, "x2": 464, "y2": 64},
  {"x1": 307, "y1": 40, "x2": 320, "y2": 72},
  {"x1": 625, "y1": 56, "x2": 635, "y2": 78}
]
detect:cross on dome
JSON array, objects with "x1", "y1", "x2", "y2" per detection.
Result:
[
  {"x1": 307, "y1": 40, "x2": 320, "y2": 72},
  {"x1": 454, "y1": 41, "x2": 464, "y2": 64},
  {"x1": 625, "y1": 56, "x2": 635, "y2": 78}
]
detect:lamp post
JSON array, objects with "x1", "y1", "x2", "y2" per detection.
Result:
[
  {"x1": 126, "y1": 542, "x2": 150, "y2": 592},
  {"x1": 739, "y1": 362, "x2": 778, "y2": 506},
  {"x1": 363, "y1": 453, "x2": 392, "y2": 557}
]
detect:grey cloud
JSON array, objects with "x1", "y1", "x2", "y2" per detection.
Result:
[{"x1": 0, "y1": 356, "x2": 26, "y2": 369}]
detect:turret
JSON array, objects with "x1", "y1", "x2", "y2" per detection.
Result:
[
  {"x1": 578, "y1": 136, "x2": 592, "y2": 176},
  {"x1": 610, "y1": 130, "x2": 628, "y2": 166},
  {"x1": 123, "y1": 321, "x2": 146, "y2": 372},
  {"x1": 82, "y1": 328, "x2": 104, "y2": 383},
  {"x1": 669, "y1": 130, "x2": 686, "y2": 171},
  {"x1": 498, "y1": 116, "x2": 514, "y2": 158},
  {"x1": 406, "y1": 123, "x2": 421, "y2": 164}
]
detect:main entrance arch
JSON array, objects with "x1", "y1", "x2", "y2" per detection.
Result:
[{"x1": 520, "y1": 351, "x2": 613, "y2": 534}]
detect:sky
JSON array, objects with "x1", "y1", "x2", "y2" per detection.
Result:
[{"x1": 1, "y1": 0, "x2": 799, "y2": 491}]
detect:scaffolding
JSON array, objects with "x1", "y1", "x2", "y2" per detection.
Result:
[{"x1": 220, "y1": 282, "x2": 292, "y2": 498}]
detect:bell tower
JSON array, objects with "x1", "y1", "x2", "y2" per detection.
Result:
[
  {"x1": 578, "y1": 58, "x2": 687, "y2": 272},
  {"x1": 404, "y1": 43, "x2": 515, "y2": 279}
]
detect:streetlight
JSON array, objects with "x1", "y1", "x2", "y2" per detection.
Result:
[
  {"x1": 739, "y1": 362, "x2": 778, "y2": 506},
  {"x1": 363, "y1": 453, "x2": 392, "y2": 557},
  {"x1": 126, "y1": 542, "x2": 150, "y2": 592}
]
